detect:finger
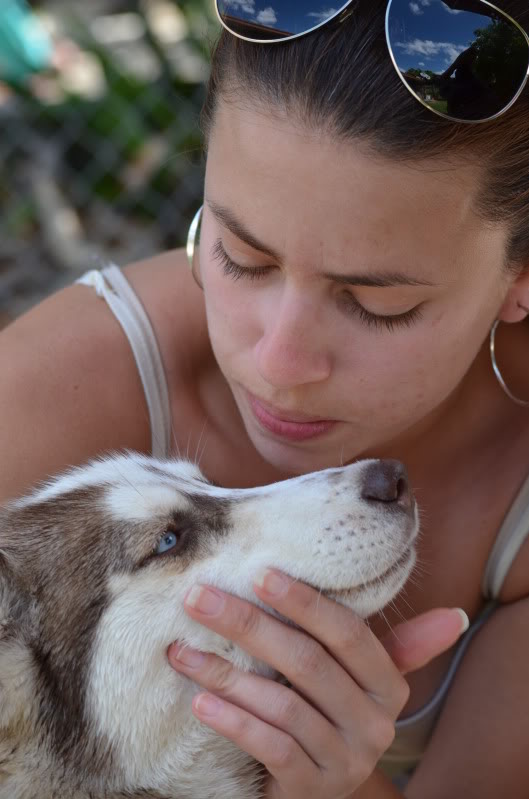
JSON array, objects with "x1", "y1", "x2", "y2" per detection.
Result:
[
  {"x1": 190, "y1": 691, "x2": 321, "y2": 795},
  {"x1": 181, "y1": 581, "x2": 387, "y2": 732},
  {"x1": 380, "y1": 608, "x2": 469, "y2": 675},
  {"x1": 168, "y1": 643, "x2": 342, "y2": 766},
  {"x1": 252, "y1": 569, "x2": 410, "y2": 718}
]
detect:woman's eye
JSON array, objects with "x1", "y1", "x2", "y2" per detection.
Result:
[
  {"x1": 155, "y1": 530, "x2": 179, "y2": 555},
  {"x1": 339, "y1": 292, "x2": 424, "y2": 332},
  {"x1": 211, "y1": 238, "x2": 423, "y2": 332},
  {"x1": 211, "y1": 239, "x2": 271, "y2": 281}
]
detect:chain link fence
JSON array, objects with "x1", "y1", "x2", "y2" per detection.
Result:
[{"x1": 0, "y1": 0, "x2": 218, "y2": 324}]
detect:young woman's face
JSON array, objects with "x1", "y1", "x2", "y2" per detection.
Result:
[{"x1": 200, "y1": 100, "x2": 513, "y2": 474}]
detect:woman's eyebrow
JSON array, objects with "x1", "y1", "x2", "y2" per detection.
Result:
[
  {"x1": 207, "y1": 199, "x2": 281, "y2": 260},
  {"x1": 206, "y1": 199, "x2": 438, "y2": 288},
  {"x1": 324, "y1": 272, "x2": 438, "y2": 288}
]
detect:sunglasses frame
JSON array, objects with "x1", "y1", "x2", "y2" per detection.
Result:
[{"x1": 215, "y1": 0, "x2": 529, "y2": 124}]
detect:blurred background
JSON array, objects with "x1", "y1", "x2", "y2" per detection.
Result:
[{"x1": 0, "y1": 0, "x2": 217, "y2": 326}]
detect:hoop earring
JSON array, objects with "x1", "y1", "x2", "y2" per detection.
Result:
[
  {"x1": 490, "y1": 317, "x2": 529, "y2": 407},
  {"x1": 186, "y1": 205, "x2": 203, "y2": 290}
]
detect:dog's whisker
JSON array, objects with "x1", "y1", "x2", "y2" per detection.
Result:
[
  {"x1": 388, "y1": 596, "x2": 411, "y2": 624},
  {"x1": 171, "y1": 424, "x2": 182, "y2": 459},
  {"x1": 403, "y1": 570, "x2": 421, "y2": 590},
  {"x1": 412, "y1": 556, "x2": 431, "y2": 578},
  {"x1": 195, "y1": 417, "x2": 210, "y2": 468},
  {"x1": 379, "y1": 607, "x2": 408, "y2": 645},
  {"x1": 185, "y1": 431, "x2": 193, "y2": 463},
  {"x1": 409, "y1": 561, "x2": 427, "y2": 581},
  {"x1": 197, "y1": 438, "x2": 210, "y2": 470},
  {"x1": 111, "y1": 462, "x2": 145, "y2": 499},
  {"x1": 194, "y1": 418, "x2": 207, "y2": 464},
  {"x1": 376, "y1": 605, "x2": 393, "y2": 633}
]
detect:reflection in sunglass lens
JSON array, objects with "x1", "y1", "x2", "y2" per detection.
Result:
[
  {"x1": 216, "y1": 0, "x2": 352, "y2": 41},
  {"x1": 386, "y1": 0, "x2": 529, "y2": 122}
]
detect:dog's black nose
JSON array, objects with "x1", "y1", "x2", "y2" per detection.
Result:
[{"x1": 361, "y1": 460, "x2": 413, "y2": 510}]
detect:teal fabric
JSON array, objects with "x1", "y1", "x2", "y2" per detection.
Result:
[{"x1": 0, "y1": 0, "x2": 52, "y2": 82}]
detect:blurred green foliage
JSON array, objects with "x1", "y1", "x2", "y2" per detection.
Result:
[{"x1": 1, "y1": 0, "x2": 219, "y2": 250}]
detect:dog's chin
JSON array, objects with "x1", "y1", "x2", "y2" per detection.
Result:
[
  {"x1": 263, "y1": 546, "x2": 416, "y2": 631},
  {"x1": 325, "y1": 546, "x2": 416, "y2": 619}
]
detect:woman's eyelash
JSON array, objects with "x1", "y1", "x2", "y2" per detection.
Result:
[
  {"x1": 211, "y1": 238, "x2": 423, "y2": 331},
  {"x1": 211, "y1": 239, "x2": 270, "y2": 281},
  {"x1": 340, "y1": 293, "x2": 423, "y2": 331}
]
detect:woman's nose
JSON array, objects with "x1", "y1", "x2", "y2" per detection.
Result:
[{"x1": 254, "y1": 301, "x2": 331, "y2": 389}]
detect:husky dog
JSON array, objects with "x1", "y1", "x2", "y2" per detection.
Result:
[{"x1": 0, "y1": 452, "x2": 418, "y2": 799}]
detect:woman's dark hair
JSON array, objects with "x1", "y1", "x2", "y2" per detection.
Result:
[{"x1": 201, "y1": 0, "x2": 529, "y2": 272}]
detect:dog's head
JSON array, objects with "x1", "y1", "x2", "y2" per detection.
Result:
[{"x1": 0, "y1": 453, "x2": 418, "y2": 798}]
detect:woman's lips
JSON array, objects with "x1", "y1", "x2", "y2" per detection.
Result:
[{"x1": 246, "y1": 391, "x2": 338, "y2": 441}]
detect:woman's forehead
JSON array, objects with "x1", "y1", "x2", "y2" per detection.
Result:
[
  {"x1": 207, "y1": 100, "x2": 481, "y2": 223},
  {"x1": 209, "y1": 97, "x2": 482, "y2": 184},
  {"x1": 205, "y1": 102, "x2": 503, "y2": 282}
]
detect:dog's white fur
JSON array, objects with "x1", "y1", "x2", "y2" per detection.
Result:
[{"x1": 0, "y1": 453, "x2": 418, "y2": 798}]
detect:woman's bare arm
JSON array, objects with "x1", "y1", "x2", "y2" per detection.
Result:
[{"x1": 0, "y1": 280, "x2": 151, "y2": 504}]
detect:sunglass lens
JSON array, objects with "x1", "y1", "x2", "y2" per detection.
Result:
[
  {"x1": 216, "y1": 1, "x2": 351, "y2": 42},
  {"x1": 386, "y1": 0, "x2": 529, "y2": 122}
]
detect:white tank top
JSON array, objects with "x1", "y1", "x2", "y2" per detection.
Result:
[{"x1": 76, "y1": 264, "x2": 529, "y2": 783}]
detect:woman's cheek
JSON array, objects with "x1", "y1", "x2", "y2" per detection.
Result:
[
  {"x1": 203, "y1": 279, "x2": 259, "y2": 373},
  {"x1": 341, "y1": 327, "x2": 456, "y2": 421}
]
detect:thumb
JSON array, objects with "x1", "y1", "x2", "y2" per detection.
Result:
[{"x1": 380, "y1": 608, "x2": 469, "y2": 675}]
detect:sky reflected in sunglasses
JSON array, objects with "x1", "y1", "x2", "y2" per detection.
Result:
[
  {"x1": 216, "y1": 0, "x2": 352, "y2": 37},
  {"x1": 388, "y1": 0, "x2": 529, "y2": 120},
  {"x1": 389, "y1": 1, "x2": 526, "y2": 72}
]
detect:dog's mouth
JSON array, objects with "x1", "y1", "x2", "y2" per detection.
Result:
[
  {"x1": 323, "y1": 546, "x2": 415, "y2": 598},
  {"x1": 264, "y1": 547, "x2": 415, "y2": 632}
]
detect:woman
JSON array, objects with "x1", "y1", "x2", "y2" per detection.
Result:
[{"x1": 1, "y1": 0, "x2": 529, "y2": 796}]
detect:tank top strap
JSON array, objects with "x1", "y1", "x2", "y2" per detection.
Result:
[
  {"x1": 482, "y1": 472, "x2": 529, "y2": 599},
  {"x1": 76, "y1": 266, "x2": 172, "y2": 460}
]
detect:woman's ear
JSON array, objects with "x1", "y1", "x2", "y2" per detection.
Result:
[{"x1": 497, "y1": 267, "x2": 529, "y2": 323}]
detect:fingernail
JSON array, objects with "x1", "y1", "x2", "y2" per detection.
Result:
[
  {"x1": 195, "y1": 693, "x2": 222, "y2": 716},
  {"x1": 186, "y1": 586, "x2": 225, "y2": 615},
  {"x1": 254, "y1": 568, "x2": 290, "y2": 597},
  {"x1": 171, "y1": 644, "x2": 206, "y2": 668},
  {"x1": 453, "y1": 608, "x2": 470, "y2": 634}
]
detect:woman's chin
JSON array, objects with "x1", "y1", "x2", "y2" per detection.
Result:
[{"x1": 245, "y1": 422, "x2": 360, "y2": 475}]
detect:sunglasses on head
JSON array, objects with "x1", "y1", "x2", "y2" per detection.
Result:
[{"x1": 215, "y1": 0, "x2": 529, "y2": 124}]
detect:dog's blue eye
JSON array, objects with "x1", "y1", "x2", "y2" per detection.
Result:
[{"x1": 156, "y1": 531, "x2": 178, "y2": 554}]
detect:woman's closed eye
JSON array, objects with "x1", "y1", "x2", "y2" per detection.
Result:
[
  {"x1": 212, "y1": 238, "x2": 271, "y2": 281},
  {"x1": 211, "y1": 238, "x2": 424, "y2": 332},
  {"x1": 338, "y1": 292, "x2": 424, "y2": 332}
]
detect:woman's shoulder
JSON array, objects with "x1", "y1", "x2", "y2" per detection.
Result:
[{"x1": 0, "y1": 248, "x2": 207, "y2": 504}]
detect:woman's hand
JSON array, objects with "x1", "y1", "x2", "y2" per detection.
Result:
[{"x1": 167, "y1": 569, "x2": 467, "y2": 799}]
